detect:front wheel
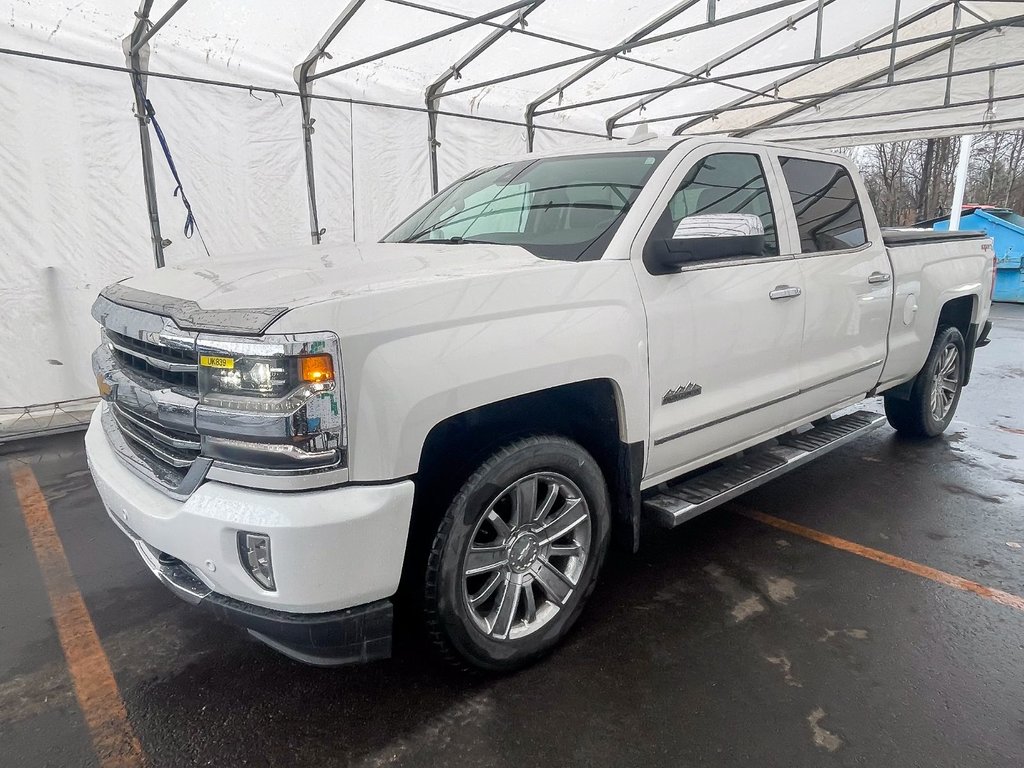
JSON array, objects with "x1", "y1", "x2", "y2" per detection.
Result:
[
  {"x1": 884, "y1": 325, "x2": 966, "y2": 438},
  {"x1": 424, "y1": 435, "x2": 611, "y2": 672}
]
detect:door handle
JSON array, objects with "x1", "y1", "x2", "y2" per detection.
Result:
[
  {"x1": 769, "y1": 285, "x2": 802, "y2": 300},
  {"x1": 868, "y1": 271, "x2": 892, "y2": 284}
]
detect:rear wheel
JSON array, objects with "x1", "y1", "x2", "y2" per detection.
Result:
[
  {"x1": 423, "y1": 435, "x2": 610, "y2": 672},
  {"x1": 884, "y1": 325, "x2": 966, "y2": 438}
]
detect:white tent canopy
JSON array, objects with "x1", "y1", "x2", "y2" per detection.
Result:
[{"x1": 1, "y1": 0, "x2": 1022, "y2": 430}]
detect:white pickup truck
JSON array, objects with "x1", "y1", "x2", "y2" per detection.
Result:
[{"x1": 86, "y1": 135, "x2": 995, "y2": 671}]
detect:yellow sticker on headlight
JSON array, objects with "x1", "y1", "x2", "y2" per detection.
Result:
[{"x1": 200, "y1": 355, "x2": 234, "y2": 369}]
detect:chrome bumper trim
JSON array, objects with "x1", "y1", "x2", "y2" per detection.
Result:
[
  {"x1": 207, "y1": 461, "x2": 350, "y2": 490},
  {"x1": 111, "y1": 515, "x2": 212, "y2": 605}
]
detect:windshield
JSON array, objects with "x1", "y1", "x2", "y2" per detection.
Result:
[{"x1": 382, "y1": 151, "x2": 666, "y2": 260}]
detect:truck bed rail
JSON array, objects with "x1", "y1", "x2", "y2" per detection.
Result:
[{"x1": 882, "y1": 228, "x2": 988, "y2": 247}]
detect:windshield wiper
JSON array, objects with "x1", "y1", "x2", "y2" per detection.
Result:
[{"x1": 405, "y1": 236, "x2": 498, "y2": 245}]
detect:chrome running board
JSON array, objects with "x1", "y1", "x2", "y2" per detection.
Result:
[{"x1": 643, "y1": 410, "x2": 886, "y2": 528}]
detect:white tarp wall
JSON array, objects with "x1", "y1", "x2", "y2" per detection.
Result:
[{"x1": 1, "y1": 0, "x2": 1023, "y2": 423}]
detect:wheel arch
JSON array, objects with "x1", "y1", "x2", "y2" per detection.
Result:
[
  {"x1": 936, "y1": 293, "x2": 976, "y2": 339},
  {"x1": 407, "y1": 379, "x2": 643, "y2": 578},
  {"x1": 936, "y1": 293, "x2": 979, "y2": 386},
  {"x1": 886, "y1": 293, "x2": 979, "y2": 400}
]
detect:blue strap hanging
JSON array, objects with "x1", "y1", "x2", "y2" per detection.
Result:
[{"x1": 133, "y1": 78, "x2": 211, "y2": 257}]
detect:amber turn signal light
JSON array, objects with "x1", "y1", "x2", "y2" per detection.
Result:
[{"x1": 299, "y1": 354, "x2": 334, "y2": 383}]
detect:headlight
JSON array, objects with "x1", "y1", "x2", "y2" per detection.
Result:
[
  {"x1": 198, "y1": 352, "x2": 334, "y2": 410},
  {"x1": 195, "y1": 332, "x2": 346, "y2": 473}
]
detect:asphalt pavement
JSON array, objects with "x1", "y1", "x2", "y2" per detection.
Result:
[{"x1": 2, "y1": 303, "x2": 1022, "y2": 768}]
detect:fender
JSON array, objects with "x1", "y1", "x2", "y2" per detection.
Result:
[
  {"x1": 880, "y1": 241, "x2": 986, "y2": 389},
  {"x1": 272, "y1": 259, "x2": 650, "y2": 482}
]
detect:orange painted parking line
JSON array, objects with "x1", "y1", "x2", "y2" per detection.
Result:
[
  {"x1": 10, "y1": 463, "x2": 146, "y2": 768},
  {"x1": 738, "y1": 504, "x2": 1024, "y2": 613}
]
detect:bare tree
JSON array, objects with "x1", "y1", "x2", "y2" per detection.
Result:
[{"x1": 849, "y1": 130, "x2": 1024, "y2": 226}]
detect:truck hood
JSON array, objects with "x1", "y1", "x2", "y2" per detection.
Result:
[{"x1": 119, "y1": 242, "x2": 550, "y2": 310}]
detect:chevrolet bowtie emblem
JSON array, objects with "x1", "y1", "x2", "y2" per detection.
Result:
[{"x1": 663, "y1": 382, "x2": 702, "y2": 405}]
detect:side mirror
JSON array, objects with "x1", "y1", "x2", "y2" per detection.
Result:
[{"x1": 646, "y1": 213, "x2": 766, "y2": 273}]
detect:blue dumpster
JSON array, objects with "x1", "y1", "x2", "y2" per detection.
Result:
[{"x1": 920, "y1": 207, "x2": 1024, "y2": 303}]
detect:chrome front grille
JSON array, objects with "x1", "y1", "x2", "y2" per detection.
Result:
[
  {"x1": 92, "y1": 297, "x2": 205, "y2": 497},
  {"x1": 110, "y1": 402, "x2": 201, "y2": 469},
  {"x1": 105, "y1": 328, "x2": 199, "y2": 394}
]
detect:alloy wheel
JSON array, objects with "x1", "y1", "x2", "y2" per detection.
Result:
[
  {"x1": 461, "y1": 472, "x2": 591, "y2": 641},
  {"x1": 930, "y1": 342, "x2": 960, "y2": 421}
]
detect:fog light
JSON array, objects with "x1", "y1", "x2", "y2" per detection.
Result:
[{"x1": 238, "y1": 532, "x2": 275, "y2": 590}]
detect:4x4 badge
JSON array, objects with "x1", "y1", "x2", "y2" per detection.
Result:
[{"x1": 663, "y1": 382, "x2": 702, "y2": 404}]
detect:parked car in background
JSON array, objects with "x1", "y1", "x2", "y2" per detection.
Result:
[{"x1": 86, "y1": 134, "x2": 994, "y2": 671}]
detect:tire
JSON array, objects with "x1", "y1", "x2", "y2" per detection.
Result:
[
  {"x1": 423, "y1": 435, "x2": 611, "y2": 672},
  {"x1": 884, "y1": 325, "x2": 966, "y2": 438}
]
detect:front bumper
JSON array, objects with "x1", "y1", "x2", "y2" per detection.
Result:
[
  {"x1": 85, "y1": 405, "x2": 414, "y2": 664},
  {"x1": 112, "y1": 515, "x2": 393, "y2": 664}
]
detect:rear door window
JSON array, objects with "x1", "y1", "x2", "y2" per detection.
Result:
[{"x1": 778, "y1": 157, "x2": 867, "y2": 253}]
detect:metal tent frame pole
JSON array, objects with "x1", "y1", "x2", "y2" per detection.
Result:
[
  {"x1": 944, "y1": 1, "x2": 962, "y2": 106},
  {"x1": 75, "y1": 0, "x2": 1024, "y2": 260},
  {"x1": 604, "y1": 0, "x2": 839, "y2": 137},
  {"x1": 531, "y1": 13, "x2": 1020, "y2": 120},
  {"x1": 959, "y1": 1, "x2": 990, "y2": 24},
  {"x1": 772, "y1": 114, "x2": 1024, "y2": 143},
  {"x1": 813, "y1": 0, "x2": 826, "y2": 58},
  {"x1": 0, "y1": 43, "x2": 616, "y2": 141},
  {"x1": 299, "y1": 0, "x2": 537, "y2": 205},
  {"x1": 426, "y1": 2, "x2": 544, "y2": 193},
  {"x1": 391, "y1": 0, "x2": 790, "y2": 151},
  {"x1": 524, "y1": 0, "x2": 703, "y2": 152},
  {"x1": 439, "y1": 0, "x2": 812, "y2": 100},
  {"x1": 124, "y1": 0, "x2": 190, "y2": 269},
  {"x1": 731, "y1": 2, "x2": 990, "y2": 137},
  {"x1": 308, "y1": 0, "x2": 537, "y2": 83},
  {"x1": 888, "y1": 0, "x2": 904, "y2": 84},
  {"x1": 389, "y1": 0, "x2": 799, "y2": 125},
  {"x1": 614, "y1": 56, "x2": 1024, "y2": 131},
  {"x1": 129, "y1": 0, "x2": 189, "y2": 56},
  {"x1": 294, "y1": 0, "x2": 368, "y2": 245},
  {"x1": 666, "y1": 0, "x2": 942, "y2": 134},
  {"x1": 693, "y1": 90, "x2": 1024, "y2": 136}
]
